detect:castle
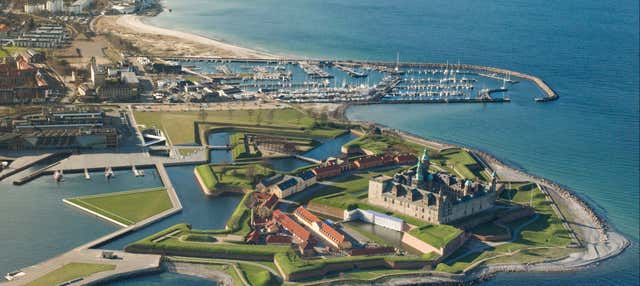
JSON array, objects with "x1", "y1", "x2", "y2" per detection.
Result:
[{"x1": 368, "y1": 148, "x2": 499, "y2": 224}]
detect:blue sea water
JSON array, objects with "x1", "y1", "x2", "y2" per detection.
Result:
[{"x1": 147, "y1": 0, "x2": 639, "y2": 284}]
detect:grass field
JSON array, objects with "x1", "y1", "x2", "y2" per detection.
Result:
[
  {"x1": 237, "y1": 263, "x2": 279, "y2": 286},
  {"x1": 196, "y1": 164, "x2": 267, "y2": 194},
  {"x1": 408, "y1": 224, "x2": 463, "y2": 249},
  {"x1": 344, "y1": 133, "x2": 424, "y2": 155},
  {"x1": 134, "y1": 108, "x2": 343, "y2": 145},
  {"x1": 431, "y1": 148, "x2": 488, "y2": 181},
  {"x1": 25, "y1": 263, "x2": 115, "y2": 286},
  {"x1": 436, "y1": 182, "x2": 574, "y2": 273},
  {"x1": 66, "y1": 187, "x2": 172, "y2": 226}
]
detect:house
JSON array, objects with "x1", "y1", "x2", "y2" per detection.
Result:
[
  {"x1": 394, "y1": 153, "x2": 418, "y2": 165},
  {"x1": 353, "y1": 154, "x2": 395, "y2": 170},
  {"x1": 294, "y1": 206, "x2": 351, "y2": 249},
  {"x1": 297, "y1": 170, "x2": 317, "y2": 188},
  {"x1": 272, "y1": 210, "x2": 311, "y2": 245},
  {"x1": 259, "y1": 193, "x2": 279, "y2": 210},
  {"x1": 265, "y1": 235, "x2": 292, "y2": 245},
  {"x1": 312, "y1": 162, "x2": 348, "y2": 180},
  {"x1": 271, "y1": 176, "x2": 304, "y2": 198},
  {"x1": 257, "y1": 174, "x2": 284, "y2": 192}
]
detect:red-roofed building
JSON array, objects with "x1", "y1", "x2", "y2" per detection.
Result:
[
  {"x1": 394, "y1": 153, "x2": 418, "y2": 165},
  {"x1": 319, "y1": 223, "x2": 351, "y2": 249},
  {"x1": 293, "y1": 206, "x2": 352, "y2": 250},
  {"x1": 259, "y1": 193, "x2": 279, "y2": 210},
  {"x1": 312, "y1": 162, "x2": 349, "y2": 180},
  {"x1": 294, "y1": 206, "x2": 321, "y2": 225},
  {"x1": 353, "y1": 154, "x2": 395, "y2": 170},
  {"x1": 272, "y1": 210, "x2": 311, "y2": 244},
  {"x1": 265, "y1": 235, "x2": 292, "y2": 245}
]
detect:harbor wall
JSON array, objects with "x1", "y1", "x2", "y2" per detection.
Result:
[{"x1": 161, "y1": 56, "x2": 558, "y2": 101}]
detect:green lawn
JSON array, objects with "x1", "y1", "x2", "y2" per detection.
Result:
[
  {"x1": 237, "y1": 263, "x2": 279, "y2": 286},
  {"x1": 499, "y1": 182, "x2": 538, "y2": 205},
  {"x1": 134, "y1": 108, "x2": 343, "y2": 145},
  {"x1": 470, "y1": 222, "x2": 509, "y2": 236},
  {"x1": 66, "y1": 188, "x2": 172, "y2": 226},
  {"x1": 0, "y1": 47, "x2": 30, "y2": 58},
  {"x1": 25, "y1": 263, "x2": 115, "y2": 286},
  {"x1": 344, "y1": 133, "x2": 424, "y2": 155},
  {"x1": 431, "y1": 148, "x2": 487, "y2": 181},
  {"x1": 407, "y1": 224, "x2": 463, "y2": 249},
  {"x1": 436, "y1": 182, "x2": 574, "y2": 274}
]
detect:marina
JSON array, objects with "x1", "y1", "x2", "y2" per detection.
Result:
[{"x1": 161, "y1": 57, "x2": 558, "y2": 103}]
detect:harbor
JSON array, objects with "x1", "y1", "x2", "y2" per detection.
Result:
[{"x1": 159, "y1": 57, "x2": 558, "y2": 103}]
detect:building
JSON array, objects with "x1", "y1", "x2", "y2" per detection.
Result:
[
  {"x1": 311, "y1": 161, "x2": 348, "y2": 180},
  {"x1": 353, "y1": 154, "x2": 395, "y2": 170},
  {"x1": 26, "y1": 49, "x2": 46, "y2": 63},
  {"x1": 272, "y1": 176, "x2": 304, "y2": 199},
  {"x1": 14, "y1": 25, "x2": 70, "y2": 48},
  {"x1": 0, "y1": 56, "x2": 50, "y2": 105},
  {"x1": 257, "y1": 174, "x2": 284, "y2": 192},
  {"x1": 24, "y1": 3, "x2": 45, "y2": 14},
  {"x1": 90, "y1": 57, "x2": 106, "y2": 86},
  {"x1": 344, "y1": 209, "x2": 405, "y2": 232},
  {"x1": 271, "y1": 210, "x2": 311, "y2": 246},
  {"x1": 294, "y1": 206, "x2": 351, "y2": 249},
  {"x1": 297, "y1": 170, "x2": 317, "y2": 188},
  {"x1": 67, "y1": 0, "x2": 94, "y2": 14},
  {"x1": 259, "y1": 193, "x2": 279, "y2": 210},
  {"x1": 46, "y1": 0, "x2": 64, "y2": 13},
  {"x1": 0, "y1": 107, "x2": 118, "y2": 149},
  {"x1": 86, "y1": 58, "x2": 140, "y2": 101},
  {"x1": 368, "y1": 148, "x2": 498, "y2": 224}
]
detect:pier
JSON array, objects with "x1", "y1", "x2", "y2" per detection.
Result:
[
  {"x1": 4, "y1": 161, "x2": 184, "y2": 286},
  {"x1": 157, "y1": 56, "x2": 559, "y2": 102},
  {"x1": 335, "y1": 64, "x2": 367, "y2": 77}
]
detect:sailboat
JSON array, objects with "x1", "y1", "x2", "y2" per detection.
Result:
[{"x1": 105, "y1": 167, "x2": 114, "y2": 179}]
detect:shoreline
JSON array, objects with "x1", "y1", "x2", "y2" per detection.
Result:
[
  {"x1": 94, "y1": 14, "x2": 277, "y2": 59},
  {"x1": 338, "y1": 114, "x2": 630, "y2": 285}
]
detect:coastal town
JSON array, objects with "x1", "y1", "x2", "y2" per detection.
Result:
[{"x1": 0, "y1": 1, "x2": 631, "y2": 286}]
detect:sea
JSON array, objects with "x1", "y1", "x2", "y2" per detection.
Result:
[
  {"x1": 145, "y1": 0, "x2": 639, "y2": 285},
  {"x1": 2, "y1": 0, "x2": 638, "y2": 285}
]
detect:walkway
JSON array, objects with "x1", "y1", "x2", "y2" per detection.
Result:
[
  {"x1": 2, "y1": 163, "x2": 185, "y2": 285},
  {"x1": 292, "y1": 154, "x2": 321, "y2": 164}
]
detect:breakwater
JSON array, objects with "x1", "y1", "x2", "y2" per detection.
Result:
[{"x1": 158, "y1": 56, "x2": 558, "y2": 102}]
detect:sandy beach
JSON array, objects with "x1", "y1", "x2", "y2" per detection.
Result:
[{"x1": 94, "y1": 14, "x2": 276, "y2": 59}]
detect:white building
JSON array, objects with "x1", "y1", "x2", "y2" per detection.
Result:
[
  {"x1": 344, "y1": 209, "x2": 405, "y2": 232},
  {"x1": 24, "y1": 3, "x2": 45, "y2": 14},
  {"x1": 67, "y1": 0, "x2": 94, "y2": 14},
  {"x1": 46, "y1": 0, "x2": 64, "y2": 13}
]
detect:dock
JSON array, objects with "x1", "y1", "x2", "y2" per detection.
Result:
[
  {"x1": 3, "y1": 162, "x2": 184, "y2": 286},
  {"x1": 335, "y1": 64, "x2": 367, "y2": 77},
  {"x1": 0, "y1": 153, "x2": 63, "y2": 182}
]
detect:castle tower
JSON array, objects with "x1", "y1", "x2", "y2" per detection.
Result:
[{"x1": 415, "y1": 148, "x2": 430, "y2": 188}]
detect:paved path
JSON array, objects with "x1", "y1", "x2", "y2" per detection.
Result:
[
  {"x1": 2, "y1": 163, "x2": 185, "y2": 286},
  {"x1": 2, "y1": 250, "x2": 161, "y2": 286},
  {"x1": 0, "y1": 153, "x2": 57, "y2": 181}
]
